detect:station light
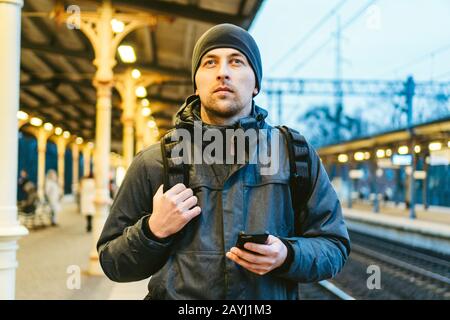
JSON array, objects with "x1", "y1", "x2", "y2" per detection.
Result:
[
  {"x1": 76, "y1": 137, "x2": 83, "y2": 145},
  {"x1": 364, "y1": 152, "x2": 370, "y2": 160},
  {"x1": 54, "y1": 127, "x2": 63, "y2": 136},
  {"x1": 376, "y1": 149, "x2": 385, "y2": 158},
  {"x1": 398, "y1": 146, "x2": 409, "y2": 155},
  {"x1": 414, "y1": 145, "x2": 421, "y2": 153},
  {"x1": 30, "y1": 117, "x2": 43, "y2": 127},
  {"x1": 111, "y1": 19, "x2": 124, "y2": 33},
  {"x1": 428, "y1": 142, "x2": 442, "y2": 151},
  {"x1": 131, "y1": 69, "x2": 141, "y2": 79},
  {"x1": 386, "y1": 149, "x2": 392, "y2": 157},
  {"x1": 141, "y1": 107, "x2": 151, "y2": 117},
  {"x1": 337, "y1": 154, "x2": 348, "y2": 163},
  {"x1": 63, "y1": 131, "x2": 70, "y2": 139},
  {"x1": 354, "y1": 152, "x2": 365, "y2": 161},
  {"x1": 147, "y1": 120, "x2": 156, "y2": 129},
  {"x1": 17, "y1": 110, "x2": 28, "y2": 120},
  {"x1": 118, "y1": 45, "x2": 136, "y2": 63},
  {"x1": 44, "y1": 122, "x2": 53, "y2": 131},
  {"x1": 135, "y1": 86, "x2": 147, "y2": 98},
  {"x1": 141, "y1": 98, "x2": 149, "y2": 107}
]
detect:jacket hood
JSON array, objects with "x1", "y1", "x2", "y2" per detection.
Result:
[{"x1": 174, "y1": 95, "x2": 268, "y2": 131}]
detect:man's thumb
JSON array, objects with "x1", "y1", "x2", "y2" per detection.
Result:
[{"x1": 155, "y1": 184, "x2": 164, "y2": 196}]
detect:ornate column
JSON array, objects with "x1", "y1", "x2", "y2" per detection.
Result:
[
  {"x1": 72, "y1": 141, "x2": 80, "y2": 197},
  {"x1": 56, "y1": 135, "x2": 69, "y2": 191},
  {"x1": 36, "y1": 127, "x2": 53, "y2": 201},
  {"x1": 116, "y1": 70, "x2": 137, "y2": 170},
  {"x1": 54, "y1": 0, "x2": 157, "y2": 275},
  {"x1": 135, "y1": 106, "x2": 145, "y2": 154},
  {"x1": 0, "y1": 0, "x2": 28, "y2": 300},
  {"x1": 116, "y1": 70, "x2": 166, "y2": 168}
]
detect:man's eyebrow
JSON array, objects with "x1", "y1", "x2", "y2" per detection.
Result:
[
  {"x1": 201, "y1": 52, "x2": 246, "y2": 61},
  {"x1": 229, "y1": 52, "x2": 245, "y2": 58}
]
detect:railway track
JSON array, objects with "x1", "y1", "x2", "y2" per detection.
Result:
[
  {"x1": 331, "y1": 230, "x2": 450, "y2": 299},
  {"x1": 299, "y1": 280, "x2": 355, "y2": 300}
]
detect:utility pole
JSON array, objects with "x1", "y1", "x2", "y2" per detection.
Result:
[
  {"x1": 405, "y1": 76, "x2": 416, "y2": 219},
  {"x1": 334, "y1": 15, "x2": 344, "y2": 143}
]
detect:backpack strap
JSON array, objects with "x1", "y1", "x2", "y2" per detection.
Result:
[
  {"x1": 276, "y1": 125, "x2": 312, "y2": 235},
  {"x1": 160, "y1": 130, "x2": 190, "y2": 192}
]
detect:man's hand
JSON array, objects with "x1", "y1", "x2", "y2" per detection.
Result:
[
  {"x1": 148, "y1": 184, "x2": 201, "y2": 239},
  {"x1": 226, "y1": 235, "x2": 287, "y2": 275}
]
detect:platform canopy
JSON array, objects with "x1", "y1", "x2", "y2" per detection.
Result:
[{"x1": 19, "y1": 0, "x2": 264, "y2": 152}]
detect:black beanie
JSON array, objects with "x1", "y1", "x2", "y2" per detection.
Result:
[{"x1": 191, "y1": 23, "x2": 262, "y2": 95}]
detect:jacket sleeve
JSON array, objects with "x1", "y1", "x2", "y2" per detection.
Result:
[
  {"x1": 96, "y1": 146, "x2": 173, "y2": 282},
  {"x1": 274, "y1": 142, "x2": 351, "y2": 283}
]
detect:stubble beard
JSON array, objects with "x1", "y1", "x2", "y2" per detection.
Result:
[{"x1": 202, "y1": 95, "x2": 248, "y2": 121}]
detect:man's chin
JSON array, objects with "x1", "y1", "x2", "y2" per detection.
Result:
[{"x1": 205, "y1": 100, "x2": 239, "y2": 115}]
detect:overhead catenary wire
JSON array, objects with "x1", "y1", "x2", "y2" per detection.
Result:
[
  {"x1": 268, "y1": 0, "x2": 348, "y2": 75},
  {"x1": 379, "y1": 42, "x2": 450, "y2": 78},
  {"x1": 289, "y1": 0, "x2": 378, "y2": 76},
  {"x1": 434, "y1": 69, "x2": 450, "y2": 80}
]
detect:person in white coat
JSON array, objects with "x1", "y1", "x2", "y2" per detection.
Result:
[
  {"x1": 80, "y1": 173, "x2": 96, "y2": 232},
  {"x1": 45, "y1": 169, "x2": 62, "y2": 226}
]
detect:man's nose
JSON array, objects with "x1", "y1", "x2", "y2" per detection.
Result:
[{"x1": 216, "y1": 62, "x2": 230, "y2": 81}]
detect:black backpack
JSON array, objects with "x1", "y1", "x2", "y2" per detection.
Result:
[{"x1": 160, "y1": 125, "x2": 313, "y2": 235}]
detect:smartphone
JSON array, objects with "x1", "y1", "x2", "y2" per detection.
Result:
[{"x1": 235, "y1": 231, "x2": 269, "y2": 249}]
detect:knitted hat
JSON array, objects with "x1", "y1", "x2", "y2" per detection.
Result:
[{"x1": 191, "y1": 23, "x2": 262, "y2": 95}]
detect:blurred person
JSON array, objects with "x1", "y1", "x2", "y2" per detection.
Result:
[
  {"x1": 97, "y1": 24, "x2": 350, "y2": 300},
  {"x1": 80, "y1": 173, "x2": 96, "y2": 232},
  {"x1": 45, "y1": 169, "x2": 62, "y2": 226},
  {"x1": 17, "y1": 169, "x2": 29, "y2": 201},
  {"x1": 20, "y1": 181, "x2": 38, "y2": 215}
]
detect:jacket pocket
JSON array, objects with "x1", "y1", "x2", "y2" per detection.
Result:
[
  {"x1": 243, "y1": 177, "x2": 295, "y2": 237},
  {"x1": 170, "y1": 251, "x2": 225, "y2": 299}
]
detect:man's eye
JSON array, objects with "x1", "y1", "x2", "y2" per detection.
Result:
[
  {"x1": 231, "y1": 59, "x2": 243, "y2": 64},
  {"x1": 205, "y1": 60, "x2": 216, "y2": 66}
]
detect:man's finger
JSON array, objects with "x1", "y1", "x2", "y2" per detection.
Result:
[
  {"x1": 226, "y1": 252, "x2": 268, "y2": 275},
  {"x1": 230, "y1": 247, "x2": 272, "y2": 266},
  {"x1": 184, "y1": 206, "x2": 201, "y2": 220},
  {"x1": 174, "y1": 188, "x2": 194, "y2": 204},
  {"x1": 180, "y1": 195, "x2": 198, "y2": 211},
  {"x1": 155, "y1": 184, "x2": 164, "y2": 196},
  {"x1": 243, "y1": 242, "x2": 272, "y2": 256},
  {"x1": 165, "y1": 183, "x2": 186, "y2": 197}
]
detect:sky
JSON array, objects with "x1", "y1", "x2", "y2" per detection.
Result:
[
  {"x1": 250, "y1": 0, "x2": 450, "y2": 80},
  {"x1": 247, "y1": 0, "x2": 450, "y2": 133}
]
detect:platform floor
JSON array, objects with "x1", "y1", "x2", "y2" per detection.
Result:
[
  {"x1": 15, "y1": 197, "x2": 149, "y2": 300},
  {"x1": 344, "y1": 201, "x2": 450, "y2": 225}
]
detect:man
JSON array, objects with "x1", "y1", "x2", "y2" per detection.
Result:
[
  {"x1": 18, "y1": 169, "x2": 29, "y2": 201},
  {"x1": 97, "y1": 23, "x2": 350, "y2": 299}
]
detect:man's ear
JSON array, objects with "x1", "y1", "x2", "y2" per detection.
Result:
[{"x1": 253, "y1": 87, "x2": 259, "y2": 96}]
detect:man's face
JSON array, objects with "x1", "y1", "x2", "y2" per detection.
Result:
[{"x1": 195, "y1": 48, "x2": 258, "y2": 122}]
